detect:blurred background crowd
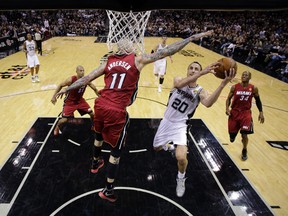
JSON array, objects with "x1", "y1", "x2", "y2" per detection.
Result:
[{"x1": 0, "y1": 9, "x2": 287, "y2": 82}]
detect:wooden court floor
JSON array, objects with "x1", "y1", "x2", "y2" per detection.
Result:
[{"x1": 0, "y1": 36, "x2": 287, "y2": 215}]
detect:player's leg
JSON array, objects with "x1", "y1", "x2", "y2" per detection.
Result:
[
  {"x1": 239, "y1": 111, "x2": 254, "y2": 161},
  {"x1": 98, "y1": 151, "x2": 120, "y2": 202},
  {"x1": 54, "y1": 117, "x2": 68, "y2": 136},
  {"x1": 98, "y1": 108, "x2": 129, "y2": 202},
  {"x1": 91, "y1": 132, "x2": 104, "y2": 173},
  {"x1": 27, "y1": 56, "x2": 35, "y2": 83},
  {"x1": 91, "y1": 105, "x2": 104, "y2": 173},
  {"x1": 175, "y1": 144, "x2": 188, "y2": 197},
  {"x1": 241, "y1": 133, "x2": 248, "y2": 161},
  {"x1": 34, "y1": 55, "x2": 40, "y2": 82},
  {"x1": 54, "y1": 104, "x2": 75, "y2": 136},
  {"x1": 78, "y1": 101, "x2": 94, "y2": 128},
  {"x1": 228, "y1": 111, "x2": 239, "y2": 142},
  {"x1": 158, "y1": 62, "x2": 166, "y2": 93},
  {"x1": 153, "y1": 63, "x2": 159, "y2": 80}
]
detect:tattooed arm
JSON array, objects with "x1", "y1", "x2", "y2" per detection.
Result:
[
  {"x1": 55, "y1": 63, "x2": 106, "y2": 99},
  {"x1": 135, "y1": 30, "x2": 213, "y2": 71}
]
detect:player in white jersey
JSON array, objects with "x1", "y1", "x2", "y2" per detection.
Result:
[
  {"x1": 152, "y1": 36, "x2": 173, "y2": 92},
  {"x1": 23, "y1": 32, "x2": 40, "y2": 83},
  {"x1": 153, "y1": 61, "x2": 236, "y2": 197}
]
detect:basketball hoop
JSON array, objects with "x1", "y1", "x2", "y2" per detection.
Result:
[{"x1": 106, "y1": 10, "x2": 151, "y2": 54}]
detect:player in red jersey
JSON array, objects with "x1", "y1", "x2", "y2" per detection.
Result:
[
  {"x1": 226, "y1": 71, "x2": 265, "y2": 161},
  {"x1": 56, "y1": 30, "x2": 214, "y2": 202},
  {"x1": 51, "y1": 65, "x2": 99, "y2": 135}
]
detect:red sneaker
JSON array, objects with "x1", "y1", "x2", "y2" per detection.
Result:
[
  {"x1": 99, "y1": 187, "x2": 117, "y2": 202},
  {"x1": 90, "y1": 159, "x2": 104, "y2": 173}
]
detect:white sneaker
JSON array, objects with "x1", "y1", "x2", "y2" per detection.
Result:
[
  {"x1": 31, "y1": 76, "x2": 36, "y2": 83},
  {"x1": 158, "y1": 86, "x2": 162, "y2": 93},
  {"x1": 35, "y1": 75, "x2": 40, "y2": 82},
  {"x1": 176, "y1": 177, "x2": 187, "y2": 197}
]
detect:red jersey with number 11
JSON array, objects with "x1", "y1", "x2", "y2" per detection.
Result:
[{"x1": 98, "y1": 53, "x2": 140, "y2": 109}]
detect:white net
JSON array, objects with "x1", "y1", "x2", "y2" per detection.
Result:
[{"x1": 106, "y1": 10, "x2": 151, "y2": 54}]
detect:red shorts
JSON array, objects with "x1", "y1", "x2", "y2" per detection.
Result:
[
  {"x1": 93, "y1": 99, "x2": 129, "y2": 148},
  {"x1": 228, "y1": 109, "x2": 254, "y2": 134},
  {"x1": 62, "y1": 98, "x2": 92, "y2": 117}
]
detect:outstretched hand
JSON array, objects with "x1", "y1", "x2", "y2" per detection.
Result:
[
  {"x1": 223, "y1": 68, "x2": 236, "y2": 83},
  {"x1": 51, "y1": 96, "x2": 57, "y2": 105},
  {"x1": 55, "y1": 88, "x2": 68, "y2": 99},
  {"x1": 190, "y1": 30, "x2": 214, "y2": 41},
  {"x1": 200, "y1": 62, "x2": 219, "y2": 76}
]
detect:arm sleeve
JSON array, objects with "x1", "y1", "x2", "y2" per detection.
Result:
[{"x1": 255, "y1": 96, "x2": 263, "y2": 112}]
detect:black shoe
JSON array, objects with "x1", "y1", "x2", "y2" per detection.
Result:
[
  {"x1": 230, "y1": 137, "x2": 235, "y2": 143},
  {"x1": 241, "y1": 149, "x2": 248, "y2": 161},
  {"x1": 90, "y1": 158, "x2": 104, "y2": 173},
  {"x1": 99, "y1": 187, "x2": 117, "y2": 202}
]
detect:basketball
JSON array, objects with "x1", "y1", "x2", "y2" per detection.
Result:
[{"x1": 214, "y1": 57, "x2": 237, "y2": 79}]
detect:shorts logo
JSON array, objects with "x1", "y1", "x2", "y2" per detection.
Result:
[{"x1": 0, "y1": 65, "x2": 29, "y2": 80}]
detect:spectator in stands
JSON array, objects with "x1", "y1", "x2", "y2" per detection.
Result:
[
  {"x1": 34, "y1": 28, "x2": 43, "y2": 55},
  {"x1": 245, "y1": 46, "x2": 259, "y2": 64}
]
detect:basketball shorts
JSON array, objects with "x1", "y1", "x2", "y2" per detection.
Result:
[
  {"x1": 93, "y1": 102, "x2": 129, "y2": 149},
  {"x1": 153, "y1": 59, "x2": 167, "y2": 76},
  {"x1": 228, "y1": 109, "x2": 254, "y2": 134},
  {"x1": 153, "y1": 118, "x2": 187, "y2": 149},
  {"x1": 62, "y1": 98, "x2": 92, "y2": 117},
  {"x1": 27, "y1": 54, "x2": 40, "y2": 68}
]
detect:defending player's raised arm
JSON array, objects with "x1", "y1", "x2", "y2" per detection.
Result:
[
  {"x1": 136, "y1": 30, "x2": 214, "y2": 70},
  {"x1": 56, "y1": 63, "x2": 106, "y2": 99},
  {"x1": 51, "y1": 77, "x2": 73, "y2": 104}
]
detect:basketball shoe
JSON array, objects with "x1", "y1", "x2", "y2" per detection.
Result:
[
  {"x1": 35, "y1": 75, "x2": 40, "y2": 82},
  {"x1": 53, "y1": 126, "x2": 62, "y2": 136},
  {"x1": 176, "y1": 177, "x2": 187, "y2": 197},
  {"x1": 90, "y1": 158, "x2": 104, "y2": 173},
  {"x1": 241, "y1": 149, "x2": 248, "y2": 161},
  {"x1": 99, "y1": 187, "x2": 117, "y2": 202}
]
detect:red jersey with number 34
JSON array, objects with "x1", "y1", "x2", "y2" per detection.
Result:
[
  {"x1": 98, "y1": 53, "x2": 140, "y2": 109},
  {"x1": 231, "y1": 83, "x2": 254, "y2": 111}
]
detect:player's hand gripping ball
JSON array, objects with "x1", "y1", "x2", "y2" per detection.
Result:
[{"x1": 214, "y1": 57, "x2": 237, "y2": 79}]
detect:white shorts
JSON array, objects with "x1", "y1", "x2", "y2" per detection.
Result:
[
  {"x1": 153, "y1": 118, "x2": 187, "y2": 148},
  {"x1": 27, "y1": 54, "x2": 40, "y2": 68},
  {"x1": 153, "y1": 59, "x2": 167, "y2": 76}
]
